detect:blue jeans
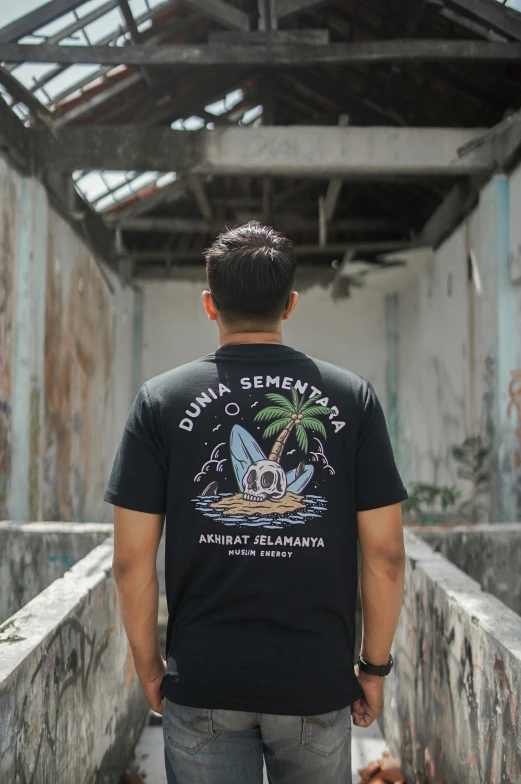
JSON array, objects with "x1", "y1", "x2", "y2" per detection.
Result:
[{"x1": 163, "y1": 698, "x2": 352, "y2": 784}]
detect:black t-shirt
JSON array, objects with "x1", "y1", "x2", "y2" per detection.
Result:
[{"x1": 105, "y1": 343, "x2": 407, "y2": 715}]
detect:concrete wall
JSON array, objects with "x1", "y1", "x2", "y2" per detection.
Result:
[
  {"x1": 0, "y1": 521, "x2": 112, "y2": 623},
  {"x1": 507, "y1": 165, "x2": 521, "y2": 520},
  {"x1": 140, "y1": 269, "x2": 388, "y2": 401},
  {"x1": 383, "y1": 528, "x2": 521, "y2": 784},
  {"x1": 0, "y1": 154, "x2": 138, "y2": 523},
  {"x1": 395, "y1": 228, "x2": 470, "y2": 491},
  {"x1": 0, "y1": 538, "x2": 149, "y2": 783},
  {"x1": 0, "y1": 159, "x2": 21, "y2": 520},
  {"x1": 417, "y1": 523, "x2": 521, "y2": 617},
  {"x1": 393, "y1": 172, "x2": 521, "y2": 520}
]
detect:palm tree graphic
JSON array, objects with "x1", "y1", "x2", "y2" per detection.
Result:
[{"x1": 254, "y1": 390, "x2": 333, "y2": 463}]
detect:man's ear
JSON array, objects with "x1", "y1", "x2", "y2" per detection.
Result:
[
  {"x1": 202, "y1": 290, "x2": 218, "y2": 321},
  {"x1": 282, "y1": 291, "x2": 299, "y2": 320}
]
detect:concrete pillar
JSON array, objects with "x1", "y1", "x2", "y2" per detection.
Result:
[{"x1": 11, "y1": 179, "x2": 48, "y2": 521}]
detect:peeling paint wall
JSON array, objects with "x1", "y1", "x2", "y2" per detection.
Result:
[
  {"x1": 0, "y1": 155, "x2": 136, "y2": 522},
  {"x1": 0, "y1": 538, "x2": 149, "y2": 783},
  {"x1": 396, "y1": 226, "x2": 470, "y2": 492},
  {"x1": 383, "y1": 529, "x2": 521, "y2": 784},
  {"x1": 43, "y1": 220, "x2": 112, "y2": 521},
  {"x1": 507, "y1": 165, "x2": 521, "y2": 521},
  {"x1": 0, "y1": 162, "x2": 21, "y2": 519},
  {"x1": 394, "y1": 170, "x2": 521, "y2": 520}
]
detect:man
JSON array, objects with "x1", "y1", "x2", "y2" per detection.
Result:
[{"x1": 105, "y1": 222, "x2": 407, "y2": 784}]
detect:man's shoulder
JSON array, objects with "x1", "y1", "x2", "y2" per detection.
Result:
[
  {"x1": 144, "y1": 355, "x2": 215, "y2": 397},
  {"x1": 303, "y1": 353, "x2": 370, "y2": 394}
]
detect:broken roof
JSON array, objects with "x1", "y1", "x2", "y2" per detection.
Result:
[{"x1": 1, "y1": 0, "x2": 521, "y2": 277}]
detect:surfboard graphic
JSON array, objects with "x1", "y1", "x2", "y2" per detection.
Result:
[{"x1": 230, "y1": 424, "x2": 313, "y2": 495}]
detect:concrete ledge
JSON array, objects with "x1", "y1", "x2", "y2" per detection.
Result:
[
  {"x1": 414, "y1": 522, "x2": 521, "y2": 616},
  {"x1": 0, "y1": 538, "x2": 148, "y2": 783},
  {"x1": 383, "y1": 529, "x2": 521, "y2": 784},
  {"x1": 0, "y1": 520, "x2": 113, "y2": 622}
]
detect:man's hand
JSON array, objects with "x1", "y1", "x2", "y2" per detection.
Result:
[
  {"x1": 355, "y1": 503, "x2": 404, "y2": 728},
  {"x1": 140, "y1": 658, "x2": 167, "y2": 714},
  {"x1": 351, "y1": 665, "x2": 384, "y2": 727}
]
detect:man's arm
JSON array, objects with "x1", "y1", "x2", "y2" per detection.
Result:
[
  {"x1": 351, "y1": 502, "x2": 405, "y2": 727},
  {"x1": 112, "y1": 506, "x2": 165, "y2": 713}
]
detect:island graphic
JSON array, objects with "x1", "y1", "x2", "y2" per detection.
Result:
[{"x1": 194, "y1": 391, "x2": 333, "y2": 528}]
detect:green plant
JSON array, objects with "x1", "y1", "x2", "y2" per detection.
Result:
[
  {"x1": 404, "y1": 482, "x2": 460, "y2": 523},
  {"x1": 450, "y1": 435, "x2": 490, "y2": 521}
]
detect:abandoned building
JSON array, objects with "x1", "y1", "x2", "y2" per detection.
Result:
[{"x1": 1, "y1": 0, "x2": 521, "y2": 781}]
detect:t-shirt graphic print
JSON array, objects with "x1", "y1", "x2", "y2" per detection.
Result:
[
  {"x1": 193, "y1": 383, "x2": 342, "y2": 551},
  {"x1": 105, "y1": 343, "x2": 407, "y2": 716}
]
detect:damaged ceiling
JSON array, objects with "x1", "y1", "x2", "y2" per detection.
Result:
[{"x1": 0, "y1": 0, "x2": 521, "y2": 279}]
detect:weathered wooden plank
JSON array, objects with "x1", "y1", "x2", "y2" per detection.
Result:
[
  {"x1": 2, "y1": 40, "x2": 521, "y2": 65},
  {"x1": 178, "y1": 0, "x2": 251, "y2": 30},
  {"x1": 115, "y1": 0, "x2": 161, "y2": 100},
  {"x1": 187, "y1": 175, "x2": 213, "y2": 221},
  {"x1": 208, "y1": 29, "x2": 330, "y2": 44},
  {"x1": 124, "y1": 239, "x2": 420, "y2": 262},
  {"x1": 277, "y1": 0, "x2": 326, "y2": 19},
  {"x1": 420, "y1": 181, "x2": 476, "y2": 248},
  {"x1": 0, "y1": 97, "x2": 29, "y2": 169},
  {"x1": 442, "y1": 0, "x2": 521, "y2": 41},
  {"x1": 0, "y1": 65, "x2": 54, "y2": 129},
  {"x1": 0, "y1": 0, "x2": 83, "y2": 43},
  {"x1": 106, "y1": 216, "x2": 405, "y2": 233}
]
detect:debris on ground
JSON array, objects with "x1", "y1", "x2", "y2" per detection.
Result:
[
  {"x1": 357, "y1": 751, "x2": 406, "y2": 783},
  {"x1": 120, "y1": 772, "x2": 146, "y2": 784}
]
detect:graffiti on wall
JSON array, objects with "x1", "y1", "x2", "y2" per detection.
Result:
[
  {"x1": 507, "y1": 370, "x2": 521, "y2": 423},
  {"x1": 507, "y1": 369, "x2": 521, "y2": 515},
  {"x1": 43, "y1": 227, "x2": 113, "y2": 522},
  {"x1": 387, "y1": 557, "x2": 521, "y2": 784},
  {"x1": 0, "y1": 570, "x2": 147, "y2": 784},
  {"x1": 0, "y1": 165, "x2": 19, "y2": 519}
]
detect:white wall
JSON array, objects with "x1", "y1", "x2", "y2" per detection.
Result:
[
  {"x1": 140, "y1": 274, "x2": 388, "y2": 404},
  {"x1": 394, "y1": 169, "x2": 521, "y2": 519},
  {"x1": 396, "y1": 226, "x2": 470, "y2": 489}
]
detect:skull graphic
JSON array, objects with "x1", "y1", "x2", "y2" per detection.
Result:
[{"x1": 242, "y1": 460, "x2": 287, "y2": 502}]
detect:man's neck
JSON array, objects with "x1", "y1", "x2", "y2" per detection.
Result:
[{"x1": 218, "y1": 328, "x2": 284, "y2": 348}]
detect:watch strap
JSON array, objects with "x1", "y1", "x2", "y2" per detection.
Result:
[{"x1": 357, "y1": 653, "x2": 393, "y2": 676}]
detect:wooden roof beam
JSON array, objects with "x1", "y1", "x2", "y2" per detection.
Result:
[
  {"x1": 277, "y1": 0, "x2": 326, "y2": 19},
  {"x1": 115, "y1": 0, "x2": 164, "y2": 102},
  {"x1": 123, "y1": 239, "x2": 421, "y2": 262},
  {"x1": 208, "y1": 30, "x2": 330, "y2": 44},
  {"x1": 187, "y1": 175, "x2": 213, "y2": 221},
  {"x1": 104, "y1": 216, "x2": 409, "y2": 233},
  {"x1": 0, "y1": 0, "x2": 84, "y2": 43},
  {"x1": 1, "y1": 40, "x2": 520, "y2": 65},
  {"x1": 178, "y1": 0, "x2": 251, "y2": 31},
  {"x1": 0, "y1": 95, "x2": 29, "y2": 169},
  {"x1": 436, "y1": 0, "x2": 521, "y2": 41}
]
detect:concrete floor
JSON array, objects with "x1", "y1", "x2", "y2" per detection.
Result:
[{"x1": 127, "y1": 712, "x2": 387, "y2": 783}]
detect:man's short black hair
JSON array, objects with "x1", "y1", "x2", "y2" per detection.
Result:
[{"x1": 204, "y1": 222, "x2": 298, "y2": 323}]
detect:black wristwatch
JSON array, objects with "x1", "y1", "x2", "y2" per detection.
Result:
[{"x1": 357, "y1": 653, "x2": 393, "y2": 676}]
